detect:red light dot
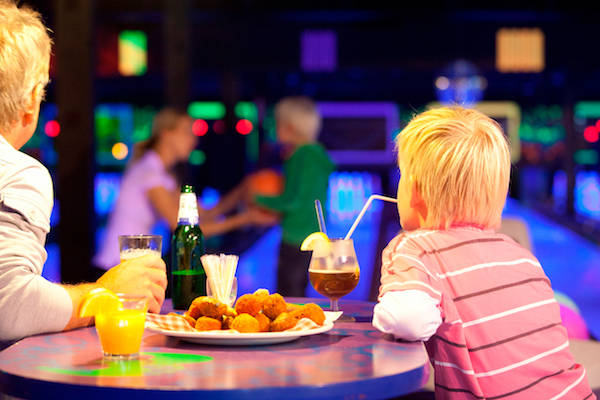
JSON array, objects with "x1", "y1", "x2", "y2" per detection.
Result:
[
  {"x1": 584, "y1": 126, "x2": 599, "y2": 143},
  {"x1": 192, "y1": 119, "x2": 208, "y2": 136},
  {"x1": 44, "y1": 120, "x2": 60, "y2": 137},
  {"x1": 213, "y1": 120, "x2": 225, "y2": 134},
  {"x1": 236, "y1": 119, "x2": 253, "y2": 135}
]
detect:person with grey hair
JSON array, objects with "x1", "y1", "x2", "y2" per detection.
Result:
[
  {"x1": 254, "y1": 96, "x2": 335, "y2": 296},
  {"x1": 0, "y1": 0, "x2": 167, "y2": 345}
]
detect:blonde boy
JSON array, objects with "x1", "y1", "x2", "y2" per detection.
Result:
[
  {"x1": 373, "y1": 107, "x2": 594, "y2": 399},
  {"x1": 254, "y1": 96, "x2": 335, "y2": 296}
]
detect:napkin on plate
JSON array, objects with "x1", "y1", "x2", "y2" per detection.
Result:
[{"x1": 146, "y1": 311, "x2": 342, "y2": 333}]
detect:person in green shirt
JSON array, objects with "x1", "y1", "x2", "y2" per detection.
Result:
[{"x1": 254, "y1": 96, "x2": 335, "y2": 296}]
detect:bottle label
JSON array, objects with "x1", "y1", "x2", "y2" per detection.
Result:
[{"x1": 177, "y1": 192, "x2": 199, "y2": 225}]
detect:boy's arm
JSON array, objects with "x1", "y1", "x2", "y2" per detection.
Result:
[
  {"x1": 372, "y1": 290, "x2": 442, "y2": 341},
  {"x1": 373, "y1": 234, "x2": 443, "y2": 341}
]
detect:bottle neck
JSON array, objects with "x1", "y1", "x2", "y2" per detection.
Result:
[{"x1": 177, "y1": 192, "x2": 199, "y2": 225}]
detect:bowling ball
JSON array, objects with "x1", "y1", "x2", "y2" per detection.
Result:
[{"x1": 248, "y1": 169, "x2": 284, "y2": 196}]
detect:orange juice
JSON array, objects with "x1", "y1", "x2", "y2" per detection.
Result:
[{"x1": 95, "y1": 294, "x2": 147, "y2": 358}]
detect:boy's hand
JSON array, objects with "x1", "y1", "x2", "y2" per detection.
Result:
[{"x1": 248, "y1": 207, "x2": 280, "y2": 226}]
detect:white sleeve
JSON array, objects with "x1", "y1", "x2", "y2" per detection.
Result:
[{"x1": 372, "y1": 290, "x2": 442, "y2": 341}]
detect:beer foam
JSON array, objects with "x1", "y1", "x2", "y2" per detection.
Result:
[{"x1": 120, "y1": 248, "x2": 160, "y2": 260}]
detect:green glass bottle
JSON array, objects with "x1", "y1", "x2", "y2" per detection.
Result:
[{"x1": 171, "y1": 184, "x2": 206, "y2": 310}]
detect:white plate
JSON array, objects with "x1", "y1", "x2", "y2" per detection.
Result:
[{"x1": 146, "y1": 311, "x2": 342, "y2": 346}]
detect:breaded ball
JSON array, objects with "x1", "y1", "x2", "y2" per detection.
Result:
[
  {"x1": 188, "y1": 296, "x2": 227, "y2": 319},
  {"x1": 223, "y1": 306, "x2": 238, "y2": 318},
  {"x1": 270, "y1": 312, "x2": 298, "y2": 332},
  {"x1": 255, "y1": 312, "x2": 271, "y2": 332},
  {"x1": 195, "y1": 316, "x2": 222, "y2": 331},
  {"x1": 222, "y1": 315, "x2": 235, "y2": 330},
  {"x1": 182, "y1": 312, "x2": 196, "y2": 328},
  {"x1": 231, "y1": 313, "x2": 260, "y2": 333},
  {"x1": 262, "y1": 293, "x2": 287, "y2": 320},
  {"x1": 253, "y1": 288, "x2": 270, "y2": 308},
  {"x1": 234, "y1": 294, "x2": 262, "y2": 316},
  {"x1": 290, "y1": 303, "x2": 326, "y2": 326},
  {"x1": 286, "y1": 303, "x2": 302, "y2": 313}
]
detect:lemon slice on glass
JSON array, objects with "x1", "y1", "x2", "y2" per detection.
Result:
[
  {"x1": 79, "y1": 287, "x2": 122, "y2": 318},
  {"x1": 300, "y1": 232, "x2": 330, "y2": 251}
]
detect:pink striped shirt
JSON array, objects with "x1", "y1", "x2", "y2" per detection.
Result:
[{"x1": 379, "y1": 227, "x2": 595, "y2": 399}]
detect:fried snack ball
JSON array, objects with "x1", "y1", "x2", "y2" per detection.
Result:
[
  {"x1": 235, "y1": 294, "x2": 262, "y2": 316},
  {"x1": 231, "y1": 313, "x2": 260, "y2": 333},
  {"x1": 286, "y1": 303, "x2": 302, "y2": 313},
  {"x1": 255, "y1": 312, "x2": 271, "y2": 332},
  {"x1": 270, "y1": 312, "x2": 298, "y2": 332},
  {"x1": 188, "y1": 296, "x2": 227, "y2": 319},
  {"x1": 262, "y1": 293, "x2": 287, "y2": 320},
  {"x1": 222, "y1": 315, "x2": 235, "y2": 330},
  {"x1": 223, "y1": 306, "x2": 237, "y2": 318},
  {"x1": 182, "y1": 313, "x2": 196, "y2": 328},
  {"x1": 253, "y1": 288, "x2": 270, "y2": 308},
  {"x1": 195, "y1": 316, "x2": 222, "y2": 331},
  {"x1": 290, "y1": 303, "x2": 326, "y2": 326}
]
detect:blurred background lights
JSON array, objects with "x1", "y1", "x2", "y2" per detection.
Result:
[
  {"x1": 118, "y1": 30, "x2": 147, "y2": 76},
  {"x1": 111, "y1": 142, "x2": 129, "y2": 160},
  {"x1": 44, "y1": 120, "x2": 60, "y2": 137},
  {"x1": 189, "y1": 149, "x2": 206, "y2": 165},
  {"x1": 236, "y1": 119, "x2": 253, "y2": 135},
  {"x1": 435, "y1": 59, "x2": 487, "y2": 106},
  {"x1": 192, "y1": 119, "x2": 208, "y2": 136}
]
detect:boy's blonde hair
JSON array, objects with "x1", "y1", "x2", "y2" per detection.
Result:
[
  {"x1": 396, "y1": 106, "x2": 511, "y2": 229},
  {"x1": 0, "y1": 0, "x2": 51, "y2": 133},
  {"x1": 274, "y1": 96, "x2": 321, "y2": 142}
]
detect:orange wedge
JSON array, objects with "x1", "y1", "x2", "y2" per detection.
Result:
[{"x1": 79, "y1": 287, "x2": 122, "y2": 318}]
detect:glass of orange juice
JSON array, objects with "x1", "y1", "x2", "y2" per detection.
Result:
[{"x1": 95, "y1": 294, "x2": 148, "y2": 359}]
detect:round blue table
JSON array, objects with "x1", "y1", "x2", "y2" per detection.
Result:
[{"x1": 0, "y1": 298, "x2": 429, "y2": 399}]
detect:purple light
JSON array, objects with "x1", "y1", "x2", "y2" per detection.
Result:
[{"x1": 301, "y1": 30, "x2": 337, "y2": 72}]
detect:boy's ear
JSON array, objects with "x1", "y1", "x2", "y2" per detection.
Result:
[
  {"x1": 21, "y1": 83, "x2": 43, "y2": 127},
  {"x1": 410, "y1": 181, "x2": 428, "y2": 219}
]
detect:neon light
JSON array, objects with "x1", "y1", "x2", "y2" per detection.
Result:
[
  {"x1": 192, "y1": 119, "x2": 208, "y2": 136},
  {"x1": 189, "y1": 149, "x2": 206, "y2": 165},
  {"x1": 236, "y1": 119, "x2": 253, "y2": 135},
  {"x1": 575, "y1": 102, "x2": 600, "y2": 118},
  {"x1": 111, "y1": 142, "x2": 129, "y2": 160},
  {"x1": 574, "y1": 150, "x2": 599, "y2": 165},
  {"x1": 213, "y1": 120, "x2": 225, "y2": 134},
  {"x1": 187, "y1": 102, "x2": 225, "y2": 120},
  {"x1": 44, "y1": 120, "x2": 60, "y2": 137},
  {"x1": 584, "y1": 126, "x2": 599, "y2": 143},
  {"x1": 118, "y1": 31, "x2": 147, "y2": 76},
  {"x1": 234, "y1": 102, "x2": 258, "y2": 121}
]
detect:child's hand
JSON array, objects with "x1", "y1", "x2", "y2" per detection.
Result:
[{"x1": 247, "y1": 207, "x2": 280, "y2": 226}]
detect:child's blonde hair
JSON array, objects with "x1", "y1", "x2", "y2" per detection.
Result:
[
  {"x1": 0, "y1": 0, "x2": 51, "y2": 132},
  {"x1": 396, "y1": 106, "x2": 511, "y2": 229},
  {"x1": 274, "y1": 96, "x2": 321, "y2": 142}
]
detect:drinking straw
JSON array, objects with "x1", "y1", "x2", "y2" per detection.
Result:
[
  {"x1": 314, "y1": 199, "x2": 327, "y2": 235},
  {"x1": 344, "y1": 195, "x2": 398, "y2": 240}
]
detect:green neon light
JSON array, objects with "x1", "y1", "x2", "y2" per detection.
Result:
[
  {"x1": 574, "y1": 150, "x2": 599, "y2": 165},
  {"x1": 118, "y1": 30, "x2": 147, "y2": 76},
  {"x1": 189, "y1": 149, "x2": 206, "y2": 165},
  {"x1": 235, "y1": 102, "x2": 258, "y2": 122},
  {"x1": 187, "y1": 102, "x2": 226, "y2": 120},
  {"x1": 575, "y1": 102, "x2": 600, "y2": 118}
]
